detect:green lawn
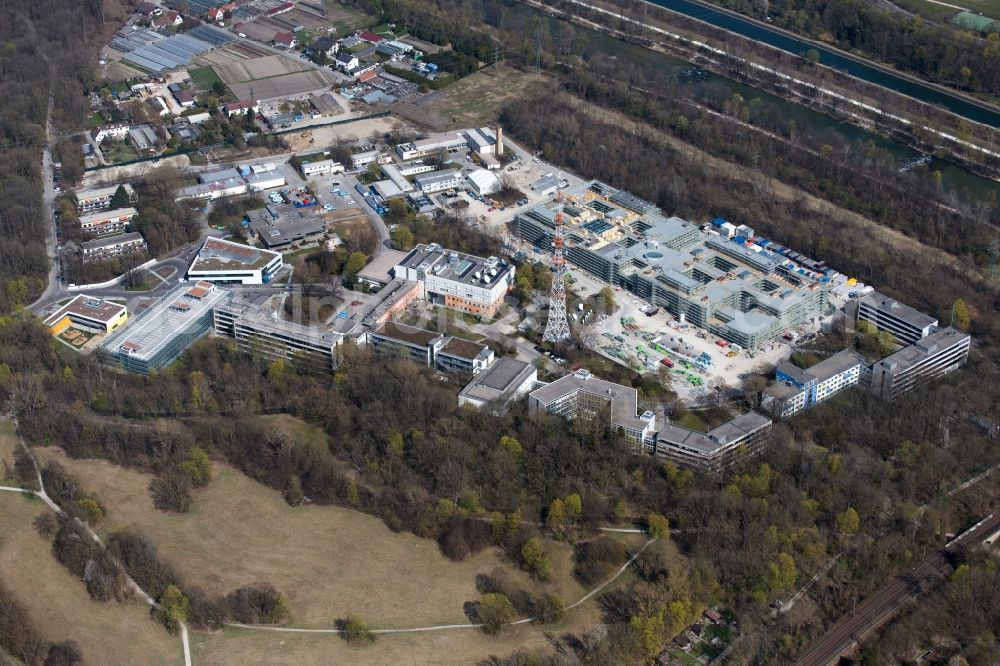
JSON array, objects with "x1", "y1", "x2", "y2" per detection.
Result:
[
  {"x1": 371, "y1": 23, "x2": 398, "y2": 38},
  {"x1": 888, "y1": 0, "x2": 958, "y2": 20},
  {"x1": 189, "y1": 65, "x2": 223, "y2": 93},
  {"x1": 956, "y1": 0, "x2": 1000, "y2": 21},
  {"x1": 104, "y1": 140, "x2": 137, "y2": 163},
  {"x1": 85, "y1": 112, "x2": 107, "y2": 130},
  {"x1": 674, "y1": 411, "x2": 710, "y2": 432}
]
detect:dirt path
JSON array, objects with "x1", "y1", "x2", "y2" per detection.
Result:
[{"x1": 1, "y1": 418, "x2": 192, "y2": 666}]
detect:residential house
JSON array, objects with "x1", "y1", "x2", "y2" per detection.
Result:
[
  {"x1": 335, "y1": 51, "x2": 359, "y2": 72},
  {"x1": 92, "y1": 123, "x2": 130, "y2": 143},
  {"x1": 223, "y1": 100, "x2": 259, "y2": 117},
  {"x1": 315, "y1": 36, "x2": 338, "y2": 59},
  {"x1": 135, "y1": 1, "x2": 162, "y2": 16},
  {"x1": 273, "y1": 31, "x2": 296, "y2": 48},
  {"x1": 172, "y1": 88, "x2": 197, "y2": 108},
  {"x1": 358, "y1": 30, "x2": 384, "y2": 44}
]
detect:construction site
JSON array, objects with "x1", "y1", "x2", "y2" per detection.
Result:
[{"x1": 512, "y1": 180, "x2": 851, "y2": 395}]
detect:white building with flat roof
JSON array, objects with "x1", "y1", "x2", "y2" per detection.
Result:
[
  {"x1": 528, "y1": 369, "x2": 657, "y2": 445},
  {"x1": 78, "y1": 207, "x2": 138, "y2": 235},
  {"x1": 857, "y1": 291, "x2": 938, "y2": 346},
  {"x1": 459, "y1": 356, "x2": 538, "y2": 409},
  {"x1": 414, "y1": 169, "x2": 463, "y2": 194},
  {"x1": 187, "y1": 237, "x2": 283, "y2": 284},
  {"x1": 75, "y1": 183, "x2": 136, "y2": 213},
  {"x1": 99, "y1": 281, "x2": 231, "y2": 374},
  {"x1": 300, "y1": 159, "x2": 344, "y2": 178},
  {"x1": 214, "y1": 298, "x2": 343, "y2": 372},
  {"x1": 393, "y1": 243, "x2": 515, "y2": 318},
  {"x1": 762, "y1": 349, "x2": 867, "y2": 418},
  {"x1": 654, "y1": 411, "x2": 773, "y2": 473},
  {"x1": 868, "y1": 327, "x2": 970, "y2": 399},
  {"x1": 396, "y1": 132, "x2": 468, "y2": 160}
]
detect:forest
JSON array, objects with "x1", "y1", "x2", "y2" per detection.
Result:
[{"x1": 697, "y1": 0, "x2": 1000, "y2": 97}]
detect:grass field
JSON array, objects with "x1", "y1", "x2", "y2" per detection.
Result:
[
  {"x1": 30, "y1": 414, "x2": 591, "y2": 630},
  {"x1": 0, "y1": 493, "x2": 183, "y2": 665},
  {"x1": 0, "y1": 418, "x2": 19, "y2": 484},
  {"x1": 188, "y1": 65, "x2": 224, "y2": 93},
  {"x1": 417, "y1": 66, "x2": 549, "y2": 130}
]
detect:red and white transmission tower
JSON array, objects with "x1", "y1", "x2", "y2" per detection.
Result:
[{"x1": 543, "y1": 209, "x2": 571, "y2": 343}]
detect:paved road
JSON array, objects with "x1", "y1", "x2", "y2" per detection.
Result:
[
  {"x1": 29, "y1": 98, "x2": 62, "y2": 311},
  {"x1": 796, "y1": 511, "x2": 1000, "y2": 666}
]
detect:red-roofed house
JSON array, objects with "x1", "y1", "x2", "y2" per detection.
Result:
[
  {"x1": 207, "y1": 7, "x2": 224, "y2": 20},
  {"x1": 267, "y1": 1, "x2": 295, "y2": 16},
  {"x1": 359, "y1": 30, "x2": 384, "y2": 43},
  {"x1": 273, "y1": 31, "x2": 296, "y2": 48},
  {"x1": 223, "y1": 100, "x2": 259, "y2": 117},
  {"x1": 164, "y1": 10, "x2": 183, "y2": 25}
]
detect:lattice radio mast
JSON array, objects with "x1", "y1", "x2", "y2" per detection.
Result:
[{"x1": 543, "y1": 203, "x2": 571, "y2": 343}]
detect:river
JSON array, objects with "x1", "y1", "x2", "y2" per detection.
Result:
[{"x1": 511, "y1": 1, "x2": 1000, "y2": 204}]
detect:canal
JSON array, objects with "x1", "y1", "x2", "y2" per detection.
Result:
[
  {"x1": 512, "y1": 1, "x2": 1000, "y2": 204},
  {"x1": 645, "y1": 0, "x2": 1000, "y2": 130}
]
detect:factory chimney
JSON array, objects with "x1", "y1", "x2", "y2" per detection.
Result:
[{"x1": 495, "y1": 126, "x2": 503, "y2": 156}]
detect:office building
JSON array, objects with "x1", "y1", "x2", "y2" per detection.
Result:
[
  {"x1": 245, "y1": 206, "x2": 326, "y2": 249},
  {"x1": 528, "y1": 369, "x2": 657, "y2": 445},
  {"x1": 868, "y1": 327, "x2": 970, "y2": 399},
  {"x1": 78, "y1": 207, "x2": 138, "y2": 235},
  {"x1": 654, "y1": 411, "x2": 773, "y2": 473},
  {"x1": 857, "y1": 291, "x2": 938, "y2": 346},
  {"x1": 80, "y1": 232, "x2": 147, "y2": 263},
  {"x1": 395, "y1": 132, "x2": 468, "y2": 160},
  {"x1": 393, "y1": 243, "x2": 515, "y2": 318},
  {"x1": 380, "y1": 163, "x2": 414, "y2": 193},
  {"x1": 367, "y1": 321, "x2": 494, "y2": 375},
  {"x1": 513, "y1": 180, "x2": 830, "y2": 348},
  {"x1": 99, "y1": 281, "x2": 231, "y2": 374},
  {"x1": 177, "y1": 178, "x2": 248, "y2": 201},
  {"x1": 762, "y1": 349, "x2": 867, "y2": 418},
  {"x1": 356, "y1": 249, "x2": 407, "y2": 289},
  {"x1": 351, "y1": 150, "x2": 381, "y2": 171},
  {"x1": 213, "y1": 298, "x2": 343, "y2": 372},
  {"x1": 300, "y1": 159, "x2": 345, "y2": 178},
  {"x1": 75, "y1": 183, "x2": 136, "y2": 213},
  {"x1": 464, "y1": 127, "x2": 498, "y2": 155},
  {"x1": 459, "y1": 356, "x2": 538, "y2": 409},
  {"x1": 44, "y1": 295, "x2": 128, "y2": 335},
  {"x1": 245, "y1": 172, "x2": 286, "y2": 192},
  {"x1": 414, "y1": 169, "x2": 463, "y2": 194},
  {"x1": 187, "y1": 237, "x2": 283, "y2": 284}
]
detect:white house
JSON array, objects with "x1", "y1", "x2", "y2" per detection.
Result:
[
  {"x1": 335, "y1": 52, "x2": 359, "y2": 72},
  {"x1": 92, "y1": 123, "x2": 130, "y2": 143}
]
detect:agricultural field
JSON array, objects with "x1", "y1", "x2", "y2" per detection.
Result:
[
  {"x1": 415, "y1": 66, "x2": 549, "y2": 130},
  {"x1": 0, "y1": 493, "x2": 183, "y2": 665},
  {"x1": 188, "y1": 66, "x2": 225, "y2": 93},
  {"x1": 228, "y1": 70, "x2": 338, "y2": 103},
  {"x1": 213, "y1": 55, "x2": 311, "y2": 84}
]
